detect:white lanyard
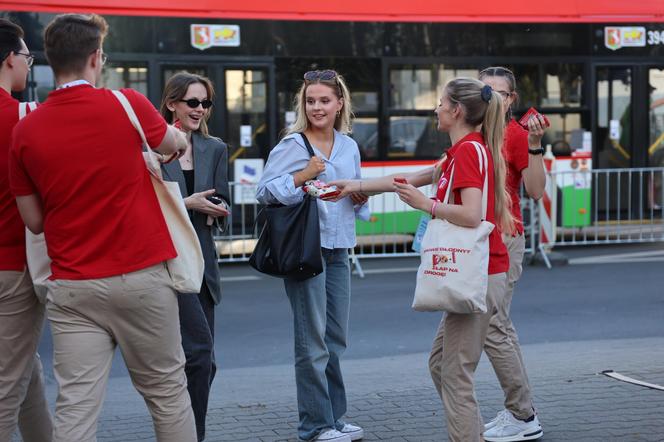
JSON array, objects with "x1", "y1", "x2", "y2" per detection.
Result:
[{"x1": 57, "y1": 79, "x2": 92, "y2": 90}]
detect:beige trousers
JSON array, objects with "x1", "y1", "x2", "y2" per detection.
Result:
[
  {"x1": 428, "y1": 273, "x2": 508, "y2": 442},
  {"x1": 0, "y1": 269, "x2": 52, "y2": 442},
  {"x1": 484, "y1": 234, "x2": 533, "y2": 419},
  {"x1": 46, "y1": 263, "x2": 196, "y2": 442}
]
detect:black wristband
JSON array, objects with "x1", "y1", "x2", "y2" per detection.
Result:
[{"x1": 528, "y1": 147, "x2": 545, "y2": 155}]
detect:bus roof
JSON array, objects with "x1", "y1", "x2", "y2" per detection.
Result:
[{"x1": 4, "y1": 0, "x2": 663, "y2": 23}]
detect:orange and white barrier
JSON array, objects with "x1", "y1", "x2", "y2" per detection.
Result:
[{"x1": 538, "y1": 145, "x2": 557, "y2": 267}]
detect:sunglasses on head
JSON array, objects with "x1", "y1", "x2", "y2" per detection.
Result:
[
  {"x1": 480, "y1": 67, "x2": 514, "y2": 78},
  {"x1": 303, "y1": 70, "x2": 338, "y2": 82},
  {"x1": 180, "y1": 98, "x2": 213, "y2": 109}
]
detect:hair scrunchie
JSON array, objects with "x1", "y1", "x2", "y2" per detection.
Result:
[{"x1": 481, "y1": 85, "x2": 493, "y2": 103}]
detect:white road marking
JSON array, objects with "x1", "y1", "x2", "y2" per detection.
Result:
[
  {"x1": 569, "y1": 249, "x2": 664, "y2": 265},
  {"x1": 221, "y1": 275, "x2": 263, "y2": 282},
  {"x1": 602, "y1": 370, "x2": 664, "y2": 391}
]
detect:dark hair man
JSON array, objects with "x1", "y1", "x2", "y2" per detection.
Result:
[
  {"x1": 0, "y1": 17, "x2": 53, "y2": 442},
  {"x1": 9, "y1": 14, "x2": 196, "y2": 442}
]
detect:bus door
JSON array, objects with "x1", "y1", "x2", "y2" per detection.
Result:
[
  {"x1": 648, "y1": 66, "x2": 664, "y2": 211},
  {"x1": 594, "y1": 64, "x2": 664, "y2": 216}
]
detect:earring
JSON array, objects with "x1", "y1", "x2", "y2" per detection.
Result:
[{"x1": 336, "y1": 111, "x2": 341, "y2": 118}]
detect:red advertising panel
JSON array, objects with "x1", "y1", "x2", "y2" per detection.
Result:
[{"x1": 2, "y1": 0, "x2": 663, "y2": 22}]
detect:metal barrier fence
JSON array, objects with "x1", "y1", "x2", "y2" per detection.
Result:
[
  {"x1": 541, "y1": 167, "x2": 664, "y2": 247},
  {"x1": 215, "y1": 167, "x2": 664, "y2": 266}
]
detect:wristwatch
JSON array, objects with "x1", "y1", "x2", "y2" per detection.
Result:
[{"x1": 528, "y1": 147, "x2": 545, "y2": 155}]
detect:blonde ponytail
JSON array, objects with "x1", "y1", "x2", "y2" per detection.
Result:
[{"x1": 482, "y1": 90, "x2": 514, "y2": 234}]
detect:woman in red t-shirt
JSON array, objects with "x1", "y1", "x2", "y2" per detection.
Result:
[
  {"x1": 478, "y1": 66, "x2": 546, "y2": 442},
  {"x1": 332, "y1": 77, "x2": 514, "y2": 441}
]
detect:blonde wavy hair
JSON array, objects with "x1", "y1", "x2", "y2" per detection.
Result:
[
  {"x1": 286, "y1": 70, "x2": 353, "y2": 136},
  {"x1": 434, "y1": 77, "x2": 514, "y2": 233}
]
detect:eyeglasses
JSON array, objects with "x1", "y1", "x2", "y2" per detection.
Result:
[
  {"x1": 100, "y1": 52, "x2": 108, "y2": 65},
  {"x1": 495, "y1": 90, "x2": 512, "y2": 100},
  {"x1": 303, "y1": 70, "x2": 338, "y2": 82},
  {"x1": 180, "y1": 98, "x2": 213, "y2": 109},
  {"x1": 15, "y1": 51, "x2": 34, "y2": 68}
]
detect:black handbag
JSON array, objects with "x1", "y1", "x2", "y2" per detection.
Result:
[{"x1": 249, "y1": 133, "x2": 324, "y2": 281}]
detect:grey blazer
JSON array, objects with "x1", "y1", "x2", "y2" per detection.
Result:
[{"x1": 161, "y1": 131, "x2": 230, "y2": 305}]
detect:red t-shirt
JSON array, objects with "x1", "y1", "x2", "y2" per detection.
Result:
[
  {"x1": 436, "y1": 132, "x2": 509, "y2": 275},
  {"x1": 0, "y1": 90, "x2": 36, "y2": 271},
  {"x1": 503, "y1": 119, "x2": 530, "y2": 234},
  {"x1": 9, "y1": 85, "x2": 176, "y2": 280}
]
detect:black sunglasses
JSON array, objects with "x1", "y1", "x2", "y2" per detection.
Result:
[
  {"x1": 180, "y1": 98, "x2": 213, "y2": 109},
  {"x1": 303, "y1": 70, "x2": 337, "y2": 82}
]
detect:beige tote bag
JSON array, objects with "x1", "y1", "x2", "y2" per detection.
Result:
[
  {"x1": 19, "y1": 102, "x2": 50, "y2": 302},
  {"x1": 412, "y1": 142, "x2": 495, "y2": 314},
  {"x1": 112, "y1": 90, "x2": 204, "y2": 293}
]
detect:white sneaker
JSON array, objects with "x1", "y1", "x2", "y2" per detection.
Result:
[
  {"x1": 310, "y1": 428, "x2": 352, "y2": 442},
  {"x1": 484, "y1": 409, "x2": 509, "y2": 431},
  {"x1": 339, "y1": 423, "x2": 364, "y2": 440},
  {"x1": 483, "y1": 412, "x2": 543, "y2": 442}
]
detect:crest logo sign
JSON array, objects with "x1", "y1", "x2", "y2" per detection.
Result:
[
  {"x1": 191, "y1": 24, "x2": 241, "y2": 50},
  {"x1": 604, "y1": 26, "x2": 646, "y2": 51}
]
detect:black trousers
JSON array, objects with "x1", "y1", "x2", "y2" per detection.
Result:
[{"x1": 177, "y1": 282, "x2": 216, "y2": 441}]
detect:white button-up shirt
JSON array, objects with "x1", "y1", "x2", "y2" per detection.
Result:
[{"x1": 256, "y1": 131, "x2": 369, "y2": 249}]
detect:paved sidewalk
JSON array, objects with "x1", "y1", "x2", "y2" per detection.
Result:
[{"x1": 17, "y1": 336, "x2": 664, "y2": 442}]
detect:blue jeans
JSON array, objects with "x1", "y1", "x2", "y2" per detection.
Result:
[
  {"x1": 178, "y1": 283, "x2": 216, "y2": 441},
  {"x1": 284, "y1": 248, "x2": 351, "y2": 441}
]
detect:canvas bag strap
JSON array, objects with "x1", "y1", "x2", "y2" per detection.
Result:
[
  {"x1": 18, "y1": 101, "x2": 37, "y2": 120},
  {"x1": 111, "y1": 90, "x2": 160, "y2": 173},
  {"x1": 470, "y1": 141, "x2": 489, "y2": 220},
  {"x1": 441, "y1": 161, "x2": 455, "y2": 205}
]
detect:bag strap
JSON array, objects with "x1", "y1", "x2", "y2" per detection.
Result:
[
  {"x1": 441, "y1": 161, "x2": 455, "y2": 205},
  {"x1": 470, "y1": 141, "x2": 489, "y2": 220},
  {"x1": 298, "y1": 132, "x2": 316, "y2": 158},
  {"x1": 441, "y1": 141, "x2": 489, "y2": 220},
  {"x1": 18, "y1": 101, "x2": 37, "y2": 120},
  {"x1": 111, "y1": 90, "x2": 161, "y2": 173}
]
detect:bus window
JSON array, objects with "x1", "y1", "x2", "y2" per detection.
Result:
[{"x1": 101, "y1": 63, "x2": 148, "y2": 96}]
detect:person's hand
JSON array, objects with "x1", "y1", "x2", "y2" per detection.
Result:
[
  {"x1": 527, "y1": 114, "x2": 546, "y2": 148},
  {"x1": 302, "y1": 156, "x2": 326, "y2": 181},
  {"x1": 394, "y1": 181, "x2": 430, "y2": 211},
  {"x1": 350, "y1": 192, "x2": 368, "y2": 205},
  {"x1": 184, "y1": 189, "x2": 230, "y2": 217},
  {"x1": 328, "y1": 179, "x2": 361, "y2": 201}
]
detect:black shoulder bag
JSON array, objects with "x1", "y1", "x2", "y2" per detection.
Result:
[{"x1": 249, "y1": 133, "x2": 324, "y2": 281}]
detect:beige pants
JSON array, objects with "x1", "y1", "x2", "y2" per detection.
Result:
[
  {"x1": 428, "y1": 273, "x2": 508, "y2": 442},
  {"x1": 484, "y1": 234, "x2": 533, "y2": 419},
  {"x1": 46, "y1": 263, "x2": 196, "y2": 442},
  {"x1": 0, "y1": 269, "x2": 52, "y2": 442}
]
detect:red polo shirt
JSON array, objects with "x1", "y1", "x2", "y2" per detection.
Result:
[
  {"x1": 9, "y1": 85, "x2": 176, "y2": 280},
  {"x1": 436, "y1": 132, "x2": 509, "y2": 275},
  {"x1": 0, "y1": 89, "x2": 35, "y2": 270},
  {"x1": 503, "y1": 119, "x2": 530, "y2": 234}
]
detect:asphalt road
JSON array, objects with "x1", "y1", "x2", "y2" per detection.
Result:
[{"x1": 35, "y1": 243, "x2": 664, "y2": 380}]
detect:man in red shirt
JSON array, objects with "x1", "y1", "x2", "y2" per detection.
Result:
[
  {"x1": 0, "y1": 18, "x2": 53, "y2": 442},
  {"x1": 9, "y1": 14, "x2": 196, "y2": 442}
]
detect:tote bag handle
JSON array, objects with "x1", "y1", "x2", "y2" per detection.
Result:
[{"x1": 440, "y1": 141, "x2": 489, "y2": 220}]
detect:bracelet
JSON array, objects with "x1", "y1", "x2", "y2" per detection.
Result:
[{"x1": 430, "y1": 200, "x2": 438, "y2": 219}]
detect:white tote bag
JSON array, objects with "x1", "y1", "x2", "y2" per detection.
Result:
[
  {"x1": 19, "y1": 102, "x2": 51, "y2": 302},
  {"x1": 112, "y1": 90, "x2": 205, "y2": 293},
  {"x1": 412, "y1": 142, "x2": 495, "y2": 314}
]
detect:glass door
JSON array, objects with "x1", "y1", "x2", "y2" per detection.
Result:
[
  {"x1": 595, "y1": 66, "x2": 632, "y2": 169},
  {"x1": 222, "y1": 67, "x2": 271, "y2": 162},
  {"x1": 648, "y1": 67, "x2": 664, "y2": 210}
]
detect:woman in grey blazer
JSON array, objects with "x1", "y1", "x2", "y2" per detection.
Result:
[{"x1": 160, "y1": 72, "x2": 230, "y2": 442}]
